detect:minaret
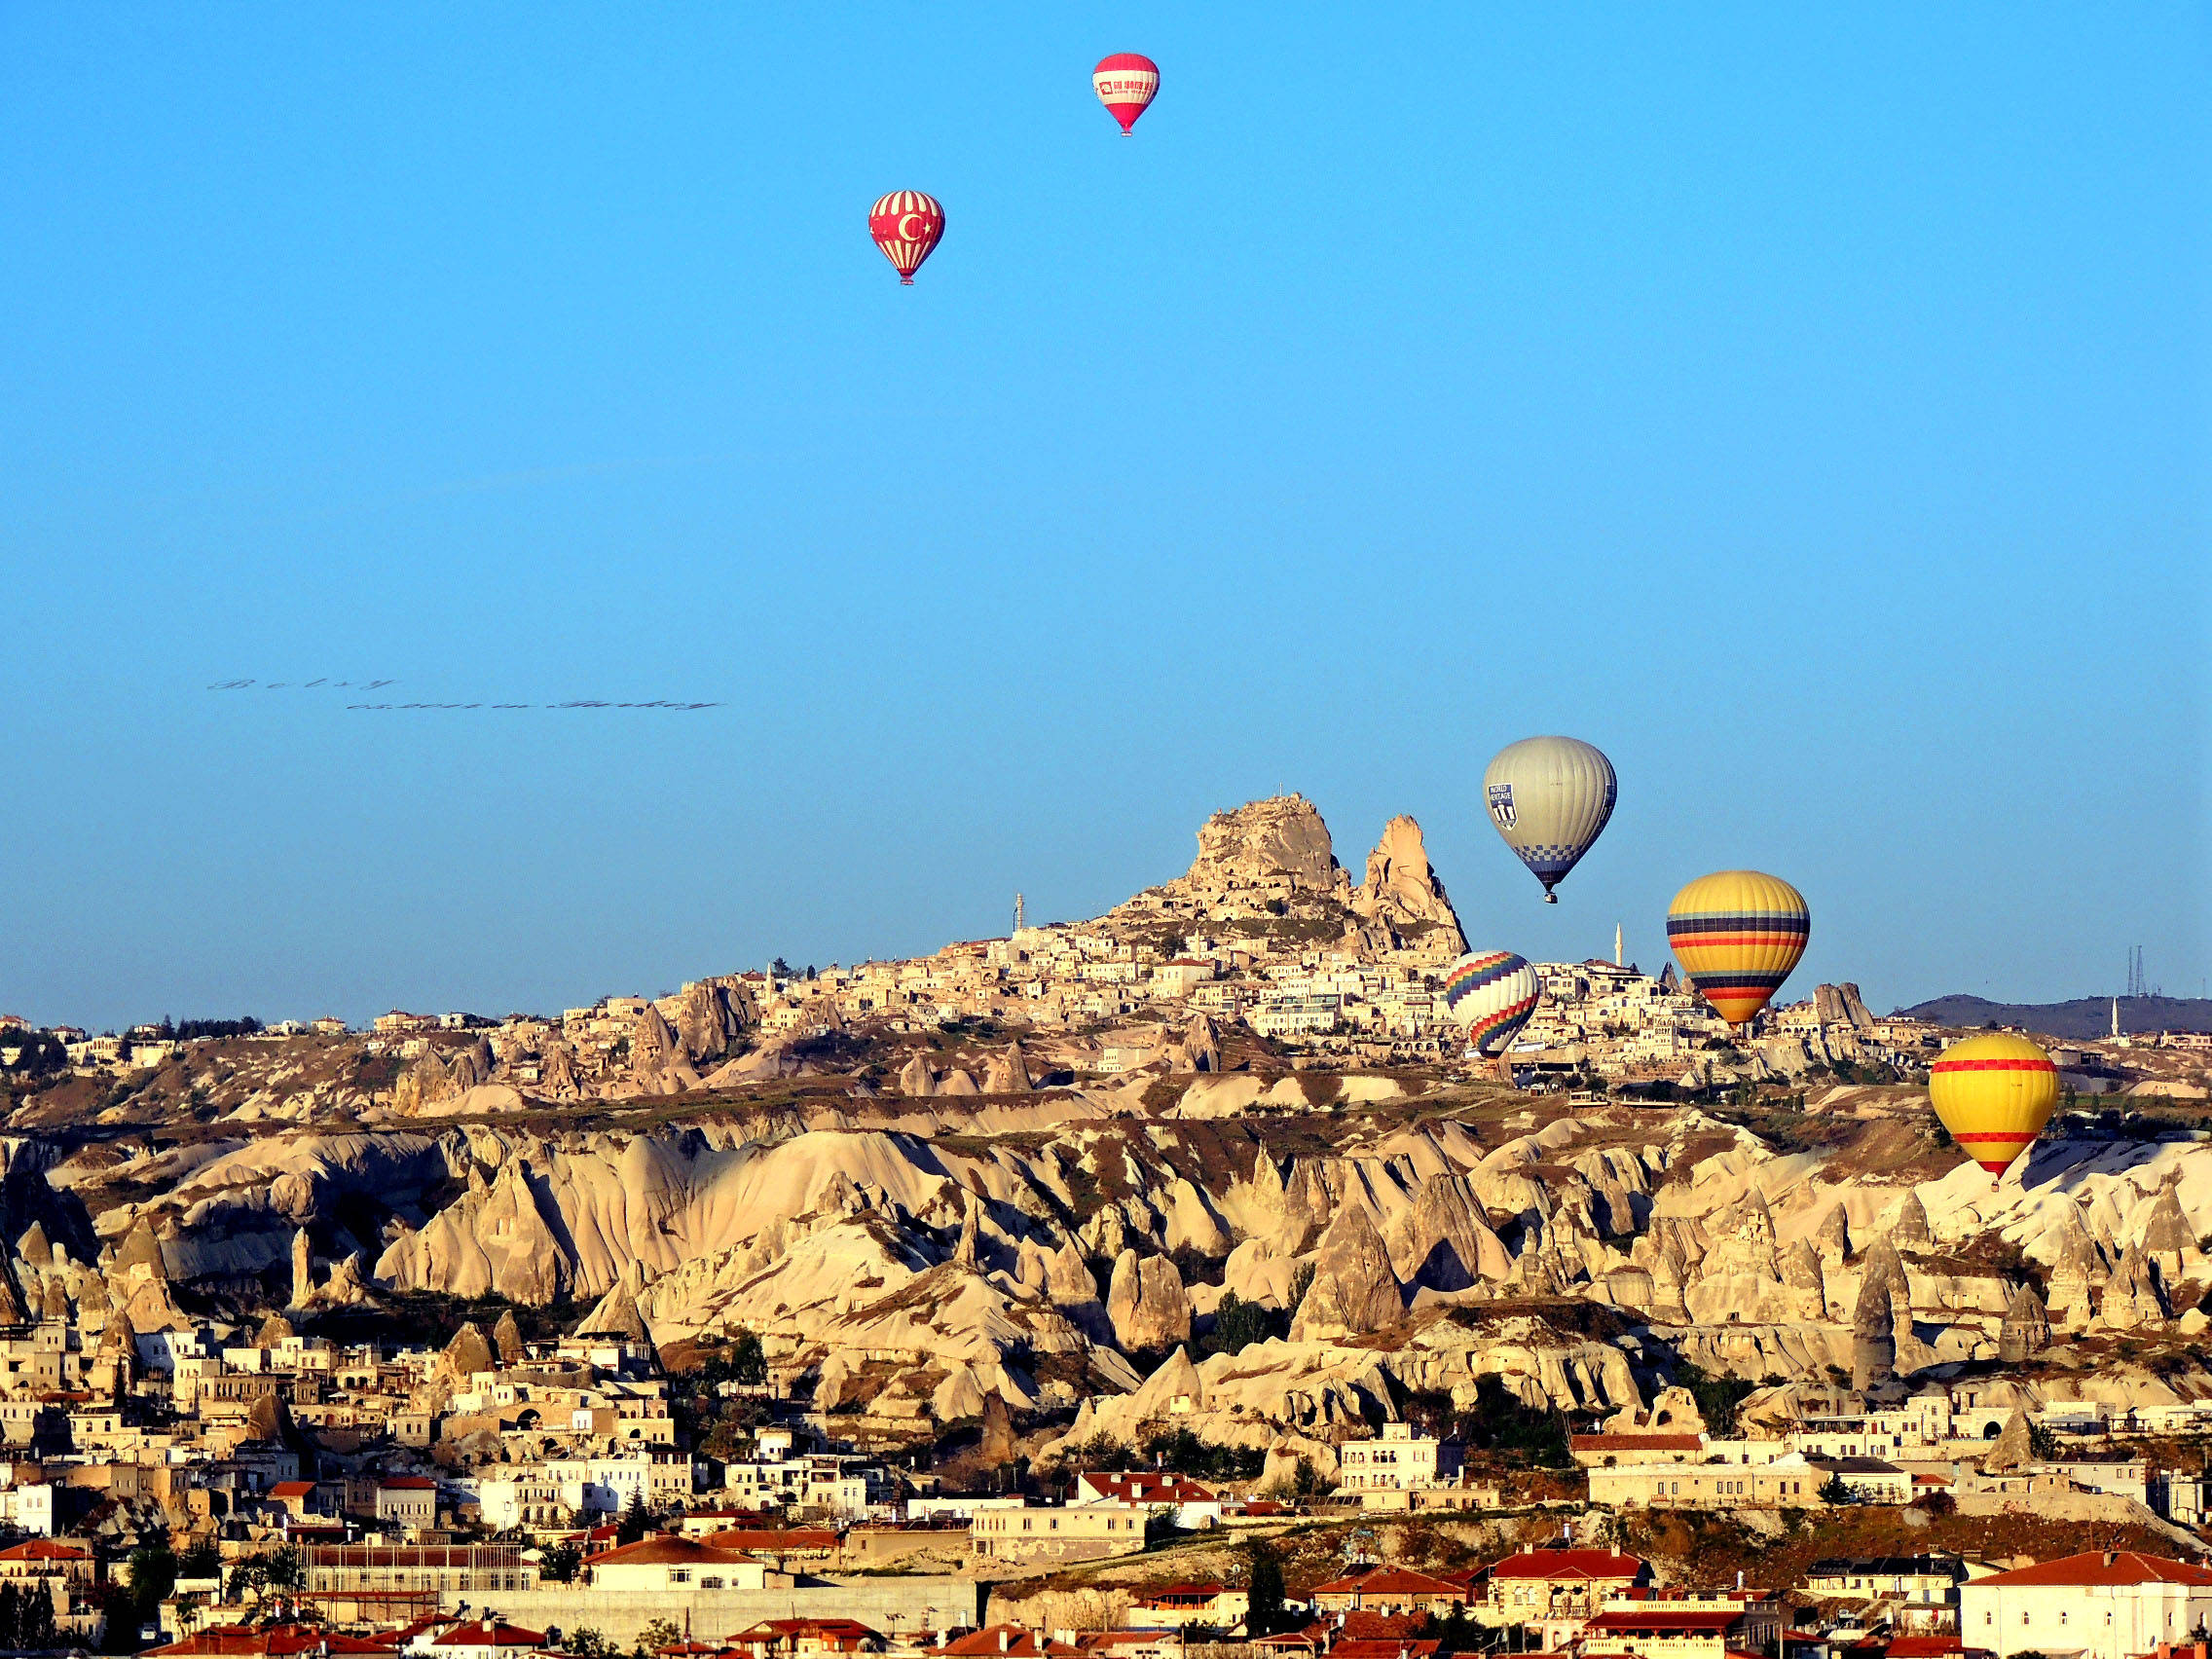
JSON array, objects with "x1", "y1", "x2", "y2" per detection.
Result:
[
  {"x1": 1614, "y1": 924, "x2": 1624, "y2": 967},
  {"x1": 1014, "y1": 893, "x2": 1025, "y2": 934},
  {"x1": 2112, "y1": 997, "x2": 2120, "y2": 1040}
]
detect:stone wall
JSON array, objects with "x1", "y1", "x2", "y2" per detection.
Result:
[{"x1": 440, "y1": 1577, "x2": 982, "y2": 1644}]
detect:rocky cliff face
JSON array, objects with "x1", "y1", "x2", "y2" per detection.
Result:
[
  {"x1": 28, "y1": 1051, "x2": 2212, "y2": 1466},
  {"x1": 1178, "y1": 794, "x2": 1350, "y2": 901},
  {"x1": 1351, "y1": 816, "x2": 1466, "y2": 956}
]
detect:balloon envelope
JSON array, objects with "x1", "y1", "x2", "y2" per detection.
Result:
[
  {"x1": 1093, "y1": 53, "x2": 1160, "y2": 133},
  {"x1": 1930, "y1": 1032, "x2": 2058, "y2": 1178},
  {"x1": 1483, "y1": 736, "x2": 1616, "y2": 900},
  {"x1": 1440, "y1": 950, "x2": 1541, "y2": 1056},
  {"x1": 868, "y1": 191, "x2": 945, "y2": 284},
  {"x1": 1666, "y1": 870, "x2": 1810, "y2": 1027}
]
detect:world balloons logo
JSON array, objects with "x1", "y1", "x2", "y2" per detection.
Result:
[
  {"x1": 1440, "y1": 950, "x2": 1541, "y2": 1056},
  {"x1": 1930, "y1": 1033, "x2": 2058, "y2": 1179},
  {"x1": 1093, "y1": 53, "x2": 1160, "y2": 134},
  {"x1": 1483, "y1": 736, "x2": 1616, "y2": 903},
  {"x1": 868, "y1": 191, "x2": 945, "y2": 285},
  {"x1": 1666, "y1": 870, "x2": 1811, "y2": 1028}
]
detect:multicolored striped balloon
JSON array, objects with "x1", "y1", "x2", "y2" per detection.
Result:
[
  {"x1": 1440, "y1": 950, "x2": 1541, "y2": 1056},
  {"x1": 1092, "y1": 53, "x2": 1160, "y2": 134},
  {"x1": 1666, "y1": 870, "x2": 1810, "y2": 1028},
  {"x1": 868, "y1": 191, "x2": 945, "y2": 285},
  {"x1": 1930, "y1": 1032, "x2": 2058, "y2": 1178}
]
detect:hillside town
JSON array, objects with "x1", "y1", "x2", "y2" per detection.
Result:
[
  {"x1": 0, "y1": 796, "x2": 2207, "y2": 1659},
  {"x1": 1, "y1": 1288, "x2": 2212, "y2": 1659},
  {"x1": 7, "y1": 800, "x2": 2204, "y2": 1112}
]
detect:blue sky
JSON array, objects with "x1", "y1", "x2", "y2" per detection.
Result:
[{"x1": 2, "y1": 4, "x2": 2205, "y2": 1031}]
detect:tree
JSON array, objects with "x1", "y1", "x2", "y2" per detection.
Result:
[
  {"x1": 1205, "y1": 1291, "x2": 1279, "y2": 1357},
  {"x1": 1428, "y1": 1609, "x2": 1475, "y2": 1656},
  {"x1": 264, "y1": 1546, "x2": 304, "y2": 1591},
  {"x1": 636, "y1": 1618, "x2": 683, "y2": 1659},
  {"x1": 1819, "y1": 1472, "x2": 1854, "y2": 1505},
  {"x1": 127, "y1": 1542, "x2": 178, "y2": 1608},
  {"x1": 177, "y1": 1539, "x2": 223, "y2": 1581},
  {"x1": 616, "y1": 1486, "x2": 652, "y2": 1545},
  {"x1": 538, "y1": 1541, "x2": 583, "y2": 1584},
  {"x1": 2027, "y1": 1419, "x2": 2061, "y2": 1459},
  {"x1": 732, "y1": 1329, "x2": 766, "y2": 1386},
  {"x1": 1246, "y1": 1543, "x2": 1286, "y2": 1638},
  {"x1": 567, "y1": 1630, "x2": 616, "y2": 1659}
]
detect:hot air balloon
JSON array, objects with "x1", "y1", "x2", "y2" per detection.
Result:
[
  {"x1": 1093, "y1": 53, "x2": 1160, "y2": 134},
  {"x1": 1440, "y1": 950, "x2": 1541, "y2": 1057},
  {"x1": 1666, "y1": 870, "x2": 1810, "y2": 1029},
  {"x1": 1930, "y1": 1032, "x2": 2058, "y2": 1179},
  {"x1": 868, "y1": 192, "x2": 944, "y2": 285},
  {"x1": 1483, "y1": 736, "x2": 1616, "y2": 902}
]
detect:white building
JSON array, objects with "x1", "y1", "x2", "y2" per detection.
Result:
[
  {"x1": 1338, "y1": 1422, "x2": 1461, "y2": 1492},
  {"x1": 1959, "y1": 1551, "x2": 2212, "y2": 1659}
]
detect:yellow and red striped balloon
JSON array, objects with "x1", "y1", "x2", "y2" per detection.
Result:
[
  {"x1": 1666, "y1": 870, "x2": 1811, "y2": 1028},
  {"x1": 1930, "y1": 1033, "x2": 2058, "y2": 1178}
]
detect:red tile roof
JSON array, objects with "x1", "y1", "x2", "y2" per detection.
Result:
[
  {"x1": 431, "y1": 1624, "x2": 547, "y2": 1649},
  {"x1": 0, "y1": 1541, "x2": 89, "y2": 1562},
  {"x1": 1973, "y1": 1552, "x2": 2212, "y2": 1589},
  {"x1": 702, "y1": 1527, "x2": 838, "y2": 1553},
  {"x1": 268, "y1": 1482, "x2": 316, "y2": 1498},
  {"x1": 1310, "y1": 1567, "x2": 1465, "y2": 1598},
  {"x1": 593, "y1": 1536, "x2": 756, "y2": 1567},
  {"x1": 934, "y1": 1629, "x2": 1079, "y2": 1658},
  {"x1": 1489, "y1": 1549, "x2": 1647, "y2": 1582},
  {"x1": 1077, "y1": 1472, "x2": 1217, "y2": 1504},
  {"x1": 1571, "y1": 1433, "x2": 1704, "y2": 1452},
  {"x1": 147, "y1": 1627, "x2": 399, "y2": 1659}
]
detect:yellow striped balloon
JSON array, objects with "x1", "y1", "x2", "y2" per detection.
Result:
[
  {"x1": 1929, "y1": 1032, "x2": 2057, "y2": 1178},
  {"x1": 1666, "y1": 870, "x2": 1811, "y2": 1028}
]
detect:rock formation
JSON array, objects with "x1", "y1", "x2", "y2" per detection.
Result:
[
  {"x1": 493, "y1": 1309, "x2": 527, "y2": 1364},
  {"x1": 982, "y1": 1044, "x2": 1032, "y2": 1095},
  {"x1": 1852, "y1": 1266, "x2": 1897, "y2": 1391},
  {"x1": 289, "y1": 1227, "x2": 313, "y2": 1309},
  {"x1": 1814, "y1": 1203, "x2": 1852, "y2": 1265},
  {"x1": 1984, "y1": 1407, "x2": 2033, "y2": 1470},
  {"x1": 1105, "y1": 1250, "x2": 1192, "y2": 1352},
  {"x1": 1387, "y1": 1175, "x2": 1509, "y2": 1290},
  {"x1": 1350, "y1": 816, "x2": 1466, "y2": 955},
  {"x1": 1814, "y1": 983, "x2": 1875, "y2": 1029},
  {"x1": 1887, "y1": 1192, "x2": 1933, "y2": 1248},
  {"x1": 1998, "y1": 1283, "x2": 2049, "y2": 1364},
  {"x1": 897, "y1": 1054, "x2": 937, "y2": 1097},
  {"x1": 675, "y1": 981, "x2": 749, "y2": 1064},
  {"x1": 1291, "y1": 1204, "x2": 1403, "y2": 1341},
  {"x1": 1175, "y1": 794, "x2": 1349, "y2": 901},
  {"x1": 440, "y1": 1322, "x2": 496, "y2": 1382},
  {"x1": 2100, "y1": 1240, "x2": 2168, "y2": 1330}
]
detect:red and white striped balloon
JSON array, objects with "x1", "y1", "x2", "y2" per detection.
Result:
[
  {"x1": 1092, "y1": 53, "x2": 1159, "y2": 134},
  {"x1": 867, "y1": 191, "x2": 945, "y2": 285}
]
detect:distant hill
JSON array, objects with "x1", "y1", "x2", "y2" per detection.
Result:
[{"x1": 1897, "y1": 993, "x2": 2212, "y2": 1041}]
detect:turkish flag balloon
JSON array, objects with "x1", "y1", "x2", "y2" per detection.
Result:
[
  {"x1": 868, "y1": 191, "x2": 945, "y2": 285},
  {"x1": 1092, "y1": 53, "x2": 1159, "y2": 134}
]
